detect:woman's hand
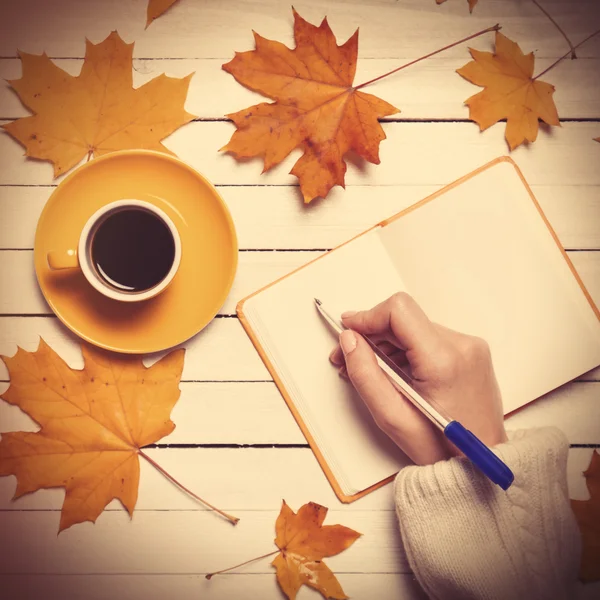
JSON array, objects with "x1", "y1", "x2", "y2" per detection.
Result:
[{"x1": 330, "y1": 292, "x2": 507, "y2": 465}]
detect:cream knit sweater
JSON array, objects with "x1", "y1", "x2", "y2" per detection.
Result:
[{"x1": 394, "y1": 427, "x2": 581, "y2": 600}]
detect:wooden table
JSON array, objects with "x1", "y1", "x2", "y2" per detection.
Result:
[{"x1": 0, "y1": 1, "x2": 599, "y2": 598}]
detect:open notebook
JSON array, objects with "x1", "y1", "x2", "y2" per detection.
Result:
[{"x1": 237, "y1": 157, "x2": 600, "y2": 502}]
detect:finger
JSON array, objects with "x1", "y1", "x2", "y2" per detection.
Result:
[
  {"x1": 342, "y1": 292, "x2": 440, "y2": 352},
  {"x1": 339, "y1": 330, "x2": 446, "y2": 464},
  {"x1": 375, "y1": 341, "x2": 400, "y2": 356},
  {"x1": 388, "y1": 349, "x2": 409, "y2": 367},
  {"x1": 377, "y1": 342, "x2": 407, "y2": 362},
  {"x1": 333, "y1": 342, "x2": 410, "y2": 378},
  {"x1": 375, "y1": 343, "x2": 409, "y2": 369},
  {"x1": 330, "y1": 336, "x2": 403, "y2": 368},
  {"x1": 365, "y1": 332, "x2": 403, "y2": 348},
  {"x1": 339, "y1": 330, "x2": 408, "y2": 421},
  {"x1": 339, "y1": 331, "x2": 419, "y2": 432},
  {"x1": 329, "y1": 345, "x2": 344, "y2": 366}
]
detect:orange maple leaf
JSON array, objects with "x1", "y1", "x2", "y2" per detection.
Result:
[
  {"x1": 272, "y1": 501, "x2": 361, "y2": 600},
  {"x1": 572, "y1": 450, "x2": 600, "y2": 582},
  {"x1": 436, "y1": 0, "x2": 479, "y2": 12},
  {"x1": 146, "y1": 0, "x2": 180, "y2": 27},
  {"x1": 3, "y1": 31, "x2": 195, "y2": 178},
  {"x1": 0, "y1": 339, "x2": 184, "y2": 532},
  {"x1": 221, "y1": 9, "x2": 399, "y2": 203},
  {"x1": 457, "y1": 31, "x2": 560, "y2": 150}
]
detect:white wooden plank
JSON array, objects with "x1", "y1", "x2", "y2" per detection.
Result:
[
  {"x1": 0, "y1": 250, "x2": 320, "y2": 315},
  {"x1": 0, "y1": 317, "x2": 269, "y2": 381},
  {"x1": 1, "y1": 0, "x2": 599, "y2": 59},
  {"x1": 0, "y1": 574, "x2": 428, "y2": 600},
  {"x1": 0, "y1": 508, "x2": 411, "y2": 574},
  {"x1": 569, "y1": 251, "x2": 600, "y2": 309},
  {"x1": 2, "y1": 573, "x2": 597, "y2": 600},
  {"x1": 1, "y1": 249, "x2": 599, "y2": 368},
  {"x1": 0, "y1": 314, "x2": 598, "y2": 382},
  {"x1": 0, "y1": 450, "x2": 591, "y2": 588},
  {"x1": 168, "y1": 122, "x2": 600, "y2": 189},
  {"x1": 0, "y1": 380, "x2": 306, "y2": 444},
  {"x1": 0, "y1": 446, "x2": 398, "y2": 512},
  {"x1": 0, "y1": 249, "x2": 597, "y2": 315},
  {"x1": 0, "y1": 184, "x2": 598, "y2": 252},
  {"x1": 1, "y1": 379, "x2": 598, "y2": 445},
  {"x1": 2, "y1": 56, "x2": 599, "y2": 120},
  {"x1": 3, "y1": 121, "x2": 600, "y2": 187},
  {"x1": 3, "y1": 184, "x2": 600, "y2": 250},
  {"x1": 503, "y1": 382, "x2": 600, "y2": 443},
  {"x1": 0, "y1": 250, "x2": 44, "y2": 312},
  {"x1": 0, "y1": 186, "x2": 48, "y2": 249},
  {"x1": 0, "y1": 443, "x2": 594, "y2": 512},
  {"x1": 0, "y1": 449, "x2": 594, "y2": 574},
  {"x1": 535, "y1": 186, "x2": 600, "y2": 250}
]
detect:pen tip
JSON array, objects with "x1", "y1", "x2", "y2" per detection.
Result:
[{"x1": 314, "y1": 298, "x2": 322, "y2": 306}]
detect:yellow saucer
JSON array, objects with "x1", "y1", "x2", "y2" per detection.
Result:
[{"x1": 34, "y1": 150, "x2": 238, "y2": 354}]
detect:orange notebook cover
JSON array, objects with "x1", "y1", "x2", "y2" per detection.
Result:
[{"x1": 237, "y1": 157, "x2": 600, "y2": 503}]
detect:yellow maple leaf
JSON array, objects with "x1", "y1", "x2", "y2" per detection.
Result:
[
  {"x1": 0, "y1": 339, "x2": 185, "y2": 532},
  {"x1": 146, "y1": 0, "x2": 180, "y2": 27},
  {"x1": 572, "y1": 450, "x2": 600, "y2": 582},
  {"x1": 221, "y1": 9, "x2": 399, "y2": 203},
  {"x1": 457, "y1": 31, "x2": 560, "y2": 150},
  {"x1": 436, "y1": 0, "x2": 479, "y2": 12},
  {"x1": 3, "y1": 31, "x2": 195, "y2": 178},
  {"x1": 272, "y1": 501, "x2": 361, "y2": 600},
  {"x1": 207, "y1": 500, "x2": 358, "y2": 595}
]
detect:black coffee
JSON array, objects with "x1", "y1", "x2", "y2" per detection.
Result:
[{"x1": 91, "y1": 208, "x2": 175, "y2": 293}]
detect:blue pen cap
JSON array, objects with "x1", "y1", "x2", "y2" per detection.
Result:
[{"x1": 444, "y1": 421, "x2": 514, "y2": 490}]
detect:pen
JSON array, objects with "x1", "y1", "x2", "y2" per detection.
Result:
[{"x1": 314, "y1": 298, "x2": 514, "y2": 491}]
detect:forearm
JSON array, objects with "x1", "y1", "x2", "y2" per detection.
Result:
[{"x1": 394, "y1": 427, "x2": 580, "y2": 600}]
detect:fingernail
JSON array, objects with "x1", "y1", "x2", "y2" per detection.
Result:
[
  {"x1": 341, "y1": 311, "x2": 357, "y2": 320},
  {"x1": 340, "y1": 330, "x2": 357, "y2": 355}
]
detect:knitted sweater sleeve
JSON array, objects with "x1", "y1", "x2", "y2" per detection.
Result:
[{"x1": 394, "y1": 427, "x2": 581, "y2": 600}]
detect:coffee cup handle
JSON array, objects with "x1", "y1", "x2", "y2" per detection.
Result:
[{"x1": 47, "y1": 249, "x2": 79, "y2": 270}]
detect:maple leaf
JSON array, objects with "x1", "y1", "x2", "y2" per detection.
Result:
[
  {"x1": 3, "y1": 31, "x2": 195, "y2": 178},
  {"x1": 457, "y1": 31, "x2": 559, "y2": 150},
  {"x1": 572, "y1": 450, "x2": 600, "y2": 582},
  {"x1": 146, "y1": 0, "x2": 180, "y2": 27},
  {"x1": 0, "y1": 338, "x2": 184, "y2": 532},
  {"x1": 221, "y1": 9, "x2": 399, "y2": 203},
  {"x1": 272, "y1": 501, "x2": 361, "y2": 600},
  {"x1": 436, "y1": 0, "x2": 478, "y2": 12}
]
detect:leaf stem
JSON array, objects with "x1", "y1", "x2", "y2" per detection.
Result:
[
  {"x1": 138, "y1": 449, "x2": 239, "y2": 525},
  {"x1": 354, "y1": 24, "x2": 500, "y2": 90},
  {"x1": 206, "y1": 550, "x2": 279, "y2": 579},
  {"x1": 533, "y1": 28, "x2": 600, "y2": 80},
  {"x1": 531, "y1": 0, "x2": 576, "y2": 59}
]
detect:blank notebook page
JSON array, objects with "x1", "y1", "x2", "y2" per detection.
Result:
[
  {"x1": 242, "y1": 159, "x2": 600, "y2": 497},
  {"x1": 378, "y1": 160, "x2": 600, "y2": 413},
  {"x1": 242, "y1": 230, "x2": 411, "y2": 496}
]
